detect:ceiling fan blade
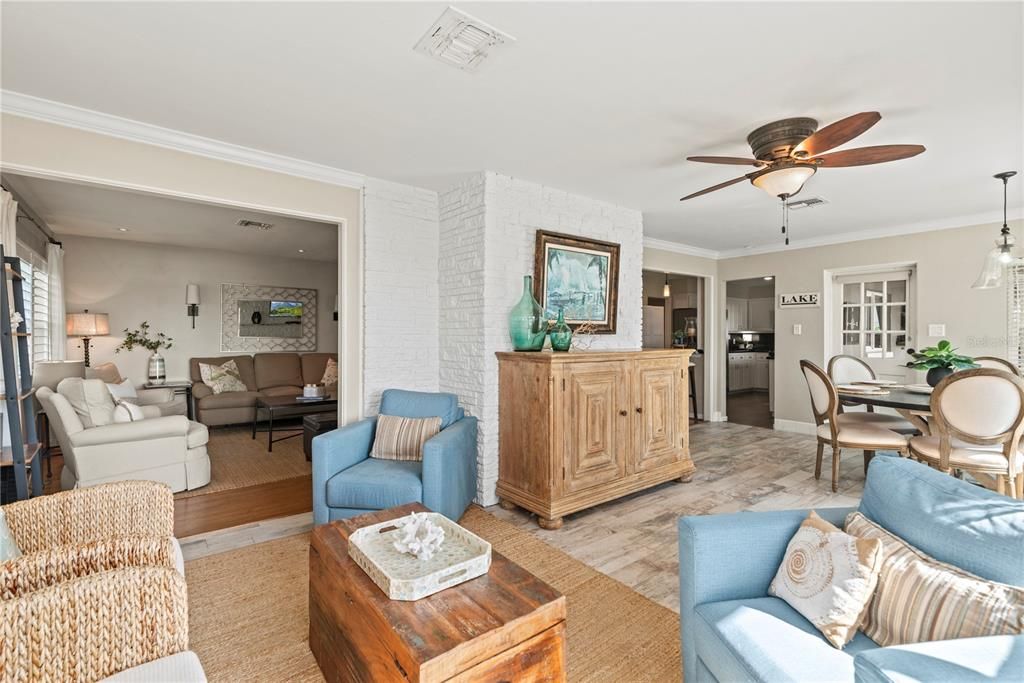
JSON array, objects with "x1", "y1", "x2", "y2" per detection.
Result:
[
  {"x1": 687, "y1": 156, "x2": 764, "y2": 167},
  {"x1": 792, "y1": 112, "x2": 882, "y2": 158},
  {"x1": 813, "y1": 144, "x2": 926, "y2": 167},
  {"x1": 680, "y1": 174, "x2": 750, "y2": 201}
]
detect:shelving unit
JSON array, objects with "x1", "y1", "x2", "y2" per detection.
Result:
[{"x1": 1, "y1": 245, "x2": 42, "y2": 502}]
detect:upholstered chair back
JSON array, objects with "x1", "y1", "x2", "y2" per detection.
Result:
[
  {"x1": 827, "y1": 354, "x2": 875, "y2": 384},
  {"x1": 974, "y1": 356, "x2": 1021, "y2": 376},
  {"x1": 800, "y1": 360, "x2": 838, "y2": 428},
  {"x1": 932, "y1": 369, "x2": 1024, "y2": 444}
]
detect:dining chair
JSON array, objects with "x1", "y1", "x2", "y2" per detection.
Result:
[
  {"x1": 826, "y1": 354, "x2": 916, "y2": 433},
  {"x1": 909, "y1": 368, "x2": 1024, "y2": 499},
  {"x1": 975, "y1": 356, "x2": 1021, "y2": 376},
  {"x1": 801, "y1": 360, "x2": 910, "y2": 492}
]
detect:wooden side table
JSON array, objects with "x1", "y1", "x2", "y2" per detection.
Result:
[{"x1": 309, "y1": 503, "x2": 567, "y2": 682}]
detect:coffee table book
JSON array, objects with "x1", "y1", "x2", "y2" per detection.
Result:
[{"x1": 309, "y1": 503, "x2": 567, "y2": 682}]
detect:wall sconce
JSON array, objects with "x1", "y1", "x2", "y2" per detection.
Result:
[
  {"x1": 333, "y1": 294, "x2": 338, "y2": 322},
  {"x1": 186, "y1": 284, "x2": 200, "y2": 328}
]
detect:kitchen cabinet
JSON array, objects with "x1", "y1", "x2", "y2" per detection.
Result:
[
  {"x1": 748, "y1": 298, "x2": 775, "y2": 331},
  {"x1": 726, "y1": 298, "x2": 748, "y2": 332},
  {"x1": 728, "y1": 352, "x2": 770, "y2": 392}
]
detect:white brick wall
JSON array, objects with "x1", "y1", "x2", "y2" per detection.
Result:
[
  {"x1": 438, "y1": 171, "x2": 644, "y2": 505},
  {"x1": 363, "y1": 178, "x2": 440, "y2": 414}
]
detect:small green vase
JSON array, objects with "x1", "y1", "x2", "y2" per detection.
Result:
[
  {"x1": 509, "y1": 275, "x2": 547, "y2": 351},
  {"x1": 550, "y1": 308, "x2": 572, "y2": 352}
]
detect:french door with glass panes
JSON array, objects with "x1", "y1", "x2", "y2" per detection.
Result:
[{"x1": 834, "y1": 269, "x2": 915, "y2": 381}]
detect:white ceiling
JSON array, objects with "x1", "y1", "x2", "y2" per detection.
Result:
[
  {"x1": 2, "y1": 2, "x2": 1022, "y2": 252},
  {"x1": 2, "y1": 173, "x2": 338, "y2": 261}
]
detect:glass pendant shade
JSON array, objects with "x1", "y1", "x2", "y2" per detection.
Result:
[
  {"x1": 751, "y1": 165, "x2": 816, "y2": 198},
  {"x1": 972, "y1": 235, "x2": 1020, "y2": 289},
  {"x1": 662, "y1": 282, "x2": 671, "y2": 297}
]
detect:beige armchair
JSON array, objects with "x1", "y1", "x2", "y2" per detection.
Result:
[
  {"x1": 33, "y1": 360, "x2": 187, "y2": 417},
  {"x1": 801, "y1": 360, "x2": 910, "y2": 492},
  {"x1": 36, "y1": 378, "x2": 210, "y2": 492}
]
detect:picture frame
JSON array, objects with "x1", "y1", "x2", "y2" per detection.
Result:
[{"x1": 533, "y1": 230, "x2": 620, "y2": 334}]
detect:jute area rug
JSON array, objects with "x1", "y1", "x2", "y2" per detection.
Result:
[
  {"x1": 175, "y1": 425, "x2": 311, "y2": 500},
  {"x1": 186, "y1": 506, "x2": 682, "y2": 682}
]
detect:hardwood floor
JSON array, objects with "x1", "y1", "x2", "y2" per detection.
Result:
[
  {"x1": 182, "y1": 421, "x2": 868, "y2": 613},
  {"x1": 726, "y1": 390, "x2": 773, "y2": 429}
]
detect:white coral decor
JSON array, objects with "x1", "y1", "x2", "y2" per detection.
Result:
[{"x1": 392, "y1": 512, "x2": 446, "y2": 561}]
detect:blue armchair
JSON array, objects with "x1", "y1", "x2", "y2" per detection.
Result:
[
  {"x1": 679, "y1": 456, "x2": 1024, "y2": 683},
  {"x1": 312, "y1": 389, "x2": 477, "y2": 524}
]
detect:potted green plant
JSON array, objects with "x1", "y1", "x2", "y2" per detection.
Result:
[
  {"x1": 906, "y1": 340, "x2": 979, "y2": 387},
  {"x1": 115, "y1": 321, "x2": 174, "y2": 385}
]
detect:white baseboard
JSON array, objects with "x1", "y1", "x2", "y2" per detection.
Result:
[
  {"x1": 709, "y1": 412, "x2": 727, "y2": 422},
  {"x1": 773, "y1": 419, "x2": 818, "y2": 435}
]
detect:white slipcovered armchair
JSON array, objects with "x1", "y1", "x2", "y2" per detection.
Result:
[{"x1": 36, "y1": 378, "x2": 210, "y2": 492}]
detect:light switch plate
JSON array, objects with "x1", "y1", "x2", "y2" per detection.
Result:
[
  {"x1": 793, "y1": 324, "x2": 802, "y2": 335},
  {"x1": 928, "y1": 324, "x2": 946, "y2": 337}
]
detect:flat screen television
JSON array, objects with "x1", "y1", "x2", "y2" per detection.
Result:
[{"x1": 269, "y1": 300, "x2": 303, "y2": 318}]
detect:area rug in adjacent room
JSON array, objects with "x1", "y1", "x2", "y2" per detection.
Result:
[
  {"x1": 186, "y1": 506, "x2": 682, "y2": 682},
  {"x1": 175, "y1": 425, "x2": 312, "y2": 500}
]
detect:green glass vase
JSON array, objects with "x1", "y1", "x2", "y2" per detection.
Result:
[
  {"x1": 550, "y1": 308, "x2": 573, "y2": 352},
  {"x1": 509, "y1": 275, "x2": 547, "y2": 351}
]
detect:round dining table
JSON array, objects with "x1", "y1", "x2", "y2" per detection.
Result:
[{"x1": 839, "y1": 387, "x2": 934, "y2": 434}]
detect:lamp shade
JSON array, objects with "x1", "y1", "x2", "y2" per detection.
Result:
[
  {"x1": 751, "y1": 165, "x2": 816, "y2": 198},
  {"x1": 186, "y1": 284, "x2": 200, "y2": 305},
  {"x1": 66, "y1": 311, "x2": 110, "y2": 337}
]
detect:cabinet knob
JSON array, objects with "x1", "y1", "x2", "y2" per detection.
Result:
[
  {"x1": 636, "y1": 407, "x2": 643, "y2": 414},
  {"x1": 619, "y1": 409, "x2": 628, "y2": 417}
]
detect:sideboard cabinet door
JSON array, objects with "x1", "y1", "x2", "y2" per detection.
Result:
[
  {"x1": 632, "y1": 356, "x2": 683, "y2": 473},
  {"x1": 562, "y1": 361, "x2": 629, "y2": 493}
]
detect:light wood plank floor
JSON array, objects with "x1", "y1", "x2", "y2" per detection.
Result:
[{"x1": 181, "y1": 422, "x2": 867, "y2": 612}]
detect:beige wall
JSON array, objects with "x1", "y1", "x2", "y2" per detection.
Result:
[
  {"x1": 61, "y1": 235, "x2": 339, "y2": 384},
  {"x1": 715, "y1": 220, "x2": 1019, "y2": 427},
  {"x1": 1, "y1": 113, "x2": 364, "y2": 421}
]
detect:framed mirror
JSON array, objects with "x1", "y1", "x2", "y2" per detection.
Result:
[
  {"x1": 221, "y1": 283, "x2": 317, "y2": 351},
  {"x1": 238, "y1": 299, "x2": 303, "y2": 338}
]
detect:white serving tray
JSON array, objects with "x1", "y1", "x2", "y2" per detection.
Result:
[{"x1": 349, "y1": 512, "x2": 492, "y2": 601}]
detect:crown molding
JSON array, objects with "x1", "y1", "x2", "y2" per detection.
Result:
[
  {"x1": 642, "y1": 236, "x2": 721, "y2": 260},
  {"x1": 645, "y1": 208, "x2": 1023, "y2": 261},
  {"x1": 1, "y1": 90, "x2": 366, "y2": 189}
]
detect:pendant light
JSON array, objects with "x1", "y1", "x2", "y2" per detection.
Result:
[
  {"x1": 972, "y1": 171, "x2": 1019, "y2": 289},
  {"x1": 663, "y1": 274, "x2": 671, "y2": 297}
]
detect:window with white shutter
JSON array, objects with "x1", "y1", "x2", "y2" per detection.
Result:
[
  {"x1": 17, "y1": 255, "x2": 50, "y2": 366},
  {"x1": 1008, "y1": 262, "x2": 1024, "y2": 370}
]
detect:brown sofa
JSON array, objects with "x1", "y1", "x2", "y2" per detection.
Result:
[{"x1": 189, "y1": 352, "x2": 336, "y2": 426}]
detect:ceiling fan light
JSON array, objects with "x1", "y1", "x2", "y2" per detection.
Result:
[{"x1": 751, "y1": 165, "x2": 817, "y2": 198}]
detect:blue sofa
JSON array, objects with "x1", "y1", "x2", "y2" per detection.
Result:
[
  {"x1": 312, "y1": 389, "x2": 477, "y2": 524},
  {"x1": 679, "y1": 456, "x2": 1024, "y2": 683}
]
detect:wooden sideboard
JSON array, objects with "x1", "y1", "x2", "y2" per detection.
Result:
[{"x1": 496, "y1": 349, "x2": 695, "y2": 529}]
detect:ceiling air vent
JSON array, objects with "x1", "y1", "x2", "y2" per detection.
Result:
[
  {"x1": 786, "y1": 197, "x2": 829, "y2": 211},
  {"x1": 414, "y1": 6, "x2": 515, "y2": 72},
  {"x1": 236, "y1": 219, "x2": 274, "y2": 230}
]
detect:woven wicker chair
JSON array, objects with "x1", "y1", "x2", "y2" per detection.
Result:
[
  {"x1": 1, "y1": 481, "x2": 178, "y2": 599},
  {"x1": 0, "y1": 567, "x2": 194, "y2": 683}
]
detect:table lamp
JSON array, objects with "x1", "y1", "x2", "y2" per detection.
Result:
[{"x1": 66, "y1": 309, "x2": 110, "y2": 367}]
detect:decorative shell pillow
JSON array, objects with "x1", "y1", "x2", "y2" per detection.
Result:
[
  {"x1": 321, "y1": 357, "x2": 339, "y2": 386},
  {"x1": 769, "y1": 511, "x2": 884, "y2": 648},
  {"x1": 199, "y1": 360, "x2": 248, "y2": 395},
  {"x1": 846, "y1": 511, "x2": 1024, "y2": 647}
]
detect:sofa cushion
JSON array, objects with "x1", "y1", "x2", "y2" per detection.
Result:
[
  {"x1": 190, "y1": 355, "x2": 257, "y2": 391},
  {"x1": 254, "y1": 353, "x2": 303, "y2": 390},
  {"x1": 100, "y1": 650, "x2": 206, "y2": 682},
  {"x1": 854, "y1": 634, "x2": 1024, "y2": 683},
  {"x1": 260, "y1": 385, "x2": 303, "y2": 398},
  {"x1": 379, "y1": 389, "x2": 462, "y2": 430},
  {"x1": 859, "y1": 456, "x2": 1024, "y2": 586},
  {"x1": 301, "y1": 353, "x2": 336, "y2": 385},
  {"x1": 57, "y1": 377, "x2": 116, "y2": 428},
  {"x1": 198, "y1": 391, "x2": 260, "y2": 410},
  {"x1": 326, "y1": 458, "x2": 422, "y2": 510},
  {"x1": 694, "y1": 596, "x2": 879, "y2": 683}
]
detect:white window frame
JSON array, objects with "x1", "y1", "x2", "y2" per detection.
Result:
[{"x1": 16, "y1": 243, "x2": 50, "y2": 366}]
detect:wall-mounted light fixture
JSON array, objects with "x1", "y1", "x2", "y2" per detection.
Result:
[
  {"x1": 333, "y1": 294, "x2": 339, "y2": 322},
  {"x1": 186, "y1": 284, "x2": 200, "y2": 328}
]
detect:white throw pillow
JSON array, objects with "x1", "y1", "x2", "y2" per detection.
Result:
[
  {"x1": 199, "y1": 360, "x2": 248, "y2": 395},
  {"x1": 107, "y1": 379, "x2": 138, "y2": 400},
  {"x1": 0, "y1": 509, "x2": 23, "y2": 562},
  {"x1": 112, "y1": 401, "x2": 145, "y2": 423}
]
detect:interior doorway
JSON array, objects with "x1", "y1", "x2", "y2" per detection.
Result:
[
  {"x1": 725, "y1": 276, "x2": 775, "y2": 429},
  {"x1": 641, "y1": 270, "x2": 708, "y2": 423}
]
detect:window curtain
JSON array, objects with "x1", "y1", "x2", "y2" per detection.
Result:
[
  {"x1": 46, "y1": 242, "x2": 66, "y2": 360},
  {"x1": 0, "y1": 189, "x2": 16, "y2": 258}
]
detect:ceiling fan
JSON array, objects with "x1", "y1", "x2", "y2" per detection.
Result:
[{"x1": 680, "y1": 112, "x2": 925, "y2": 202}]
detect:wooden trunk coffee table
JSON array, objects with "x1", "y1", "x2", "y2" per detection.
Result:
[{"x1": 309, "y1": 503, "x2": 567, "y2": 682}]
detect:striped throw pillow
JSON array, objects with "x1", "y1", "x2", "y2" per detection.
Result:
[
  {"x1": 846, "y1": 511, "x2": 1024, "y2": 647},
  {"x1": 370, "y1": 415, "x2": 441, "y2": 462}
]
